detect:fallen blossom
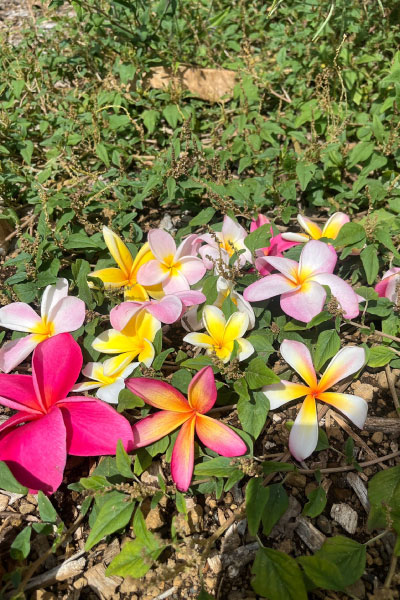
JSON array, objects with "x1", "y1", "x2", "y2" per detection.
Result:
[
  {"x1": 250, "y1": 214, "x2": 299, "y2": 275},
  {"x1": 199, "y1": 215, "x2": 252, "y2": 270},
  {"x1": 282, "y1": 212, "x2": 349, "y2": 243},
  {"x1": 72, "y1": 358, "x2": 137, "y2": 404},
  {"x1": 375, "y1": 267, "x2": 400, "y2": 303}
]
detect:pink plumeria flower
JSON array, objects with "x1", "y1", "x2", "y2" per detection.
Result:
[
  {"x1": 263, "y1": 340, "x2": 367, "y2": 461},
  {"x1": 199, "y1": 215, "x2": 252, "y2": 270},
  {"x1": 250, "y1": 214, "x2": 299, "y2": 276},
  {"x1": 0, "y1": 278, "x2": 85, "y2": 373},
  {"x1": 282, "y1": 212, "x2": 349, "y2": 243},
  {"x1": 72, "y1": 358, "x2": 137, "y2": 404},
  {"x1": 110, "y1": 290, "x2": 206, "y2": 330},
  {"x1": 244, "y1": 240, "x2": 359, "y2": 323},
  {"x1": 137, "y1": 230, "x2": 206, "y2": 295},
  {"x1": 127, "y1": 367, "x2": 246, "y2": 491},
  {"x1": 375, "y1": 267, "x2": 400, "y2": 303},
  {"x1": 0, "y1": 334, "x2": 133, "y2": 494}
]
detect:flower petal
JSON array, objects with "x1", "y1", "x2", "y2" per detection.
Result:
[
  {"x1": 162, "y1": 270, "x2": 190, "y2": 294},
  {"x1": 237, "y1": 338, "x2": 254, "y2": 361},
  {"x1": 263, "y1": 256, "x2": 299, "y2": 282},
  {"x1": 268, "y1": 234, "x2": 299, "y2": 256},
  {"x1": 298, "y1": 240, "x2": 337, "y2": 278},
  {"x1": 175, "y1": 290, "x2": 206, "y2": 307},
  {"x1": 59, "y1": 397, "x2": 133, "y2": 455},
  {"x1": 250, "y1": 214, "x2": 269, "y2": 232},
  {"x1": 51, "y1": 297, "x2": 85, "y2": 334},
  {"x1": 312, "y1": 273, "x2": 359, "y2": 319},
  {"x1": 138, "y1": 339, "x2": 155, "y2": 367},
  {"x1": 103, "y1": 226, "x2": 133, "y2": 277},
  {"x1": 222, "y1": 215, "x2": 247, "y2": 243},
  {"x1": 223, "y1": 311, "x2": 249, "y2": 342},
  {"x1": 136, "y1": 260, "x2": 169, "y2": 286},
  {"x1": 375, "y1": 267, "x2": 400, "y2": 298},
  {"x1": 171, "y1": 415, "x2": 196, "y2": 491},
  {"x1": 130, "y1": 242, "x2": 155, "y2": 277},
  {"x1": 244, "y1": 273, "x2": 299, "y2": 302},
  {"x1": 33, "y1": 333, "x2": 82, "y2": 410},
  {"x1": 178, "y1": 256, "x2": 206, "y2": 285},
  {"x1": 183, "y1": 332, "x2": 214, "y2": 348},
  {"x1": 232, "y1": 292, "x2": 256, "y2": 329},
  {"x1": 0, "y1": 334, "x2": 40, "y2": 373},
  {"x1": 289, "y1": 394, "x2": 318, "y2": 461},
  {"x1": 0, "y1": 407, "x2": 66, "y2": 494},
  {"x1": 297, "y1": 215, "x2": 322, "y2": 239},
  {"x1": 0, "y1": 302, "x2": 41, "y2": 332},
  {"x1": 92, "y1": 329, "x2": 139, "y2": 354},
  {"x1": 96, "y1": 380, "x2": 125, "y2": 404},
  {"x1": 147, "y1": 296, "x2": 183, "y2": 324},
  {"x1": 89, "y1": 267, "x2": 128, "y2": 288},
  {"x1": 71, "y1": 381, "x2": 100, "y2": 392},
  {"x1": 322, "y1": 212, "x2": 349, "y2": 239},
  {"x1": 188, "y1": 366, "x2": 216, "y2": 413},
  {"x1": 316, "y1": 392, "x2": 367, "y2": 429},
  {"x1": 318, "y1": 346, "x2": 365, "y2": 391},
  {"x1": 280, "y1": 340, "x2": 317, "y2": 388},
  {"x1": 202, "y1": 305, "x2": 226, "y2": 344},
  {"x1": 262, "y1": 380, "x2": 310, "y2": 409},
  {"x1": 199, "y1": 245, "x2": 229, "y2": 270},
  {"x1": 281, "y1": 232, "x2": 310, "y2": 242},
  {"x1": 124, "y1": 283, "x2": 151, "y2": 302},
  {"x1": 148, "y1": 229, "x2": 176, "y2": 263},
  {"x1": 174, "y1": 234, "x2": 202, "y2": 260},
  {"x1": 386, "y1": 274, "x2": 400, "y2": 303},
  {"x1": 102, "y1": 354, "x2": 138, "y2": 376},
  {"x1": 40, "y1": 279, "x2": 69, "y2": 320},
  {"x1": 196, "y1": 414, "x2": 247, "y2": 456},
  {"x1": 280, "y1": 280, "x2": 326, "y2": 322},
  {"x1": 132, "y1": 411, "x2": 191, "y2": 448},
  {"x1": 126, "y1": 378, "x2": 191, "y2": 412},
  {"x1": 0, "y1": 374, "x2": 41, "y2": 413},
  {"x1": 110, "y1": 302, "x2": 143, "y2": 331},
  {"x1": 0, "y1": 411, "x2": 38, "y2": 435}
]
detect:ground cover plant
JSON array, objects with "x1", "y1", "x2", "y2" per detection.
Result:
[{"x1": 0, "y1": 0, "x2": 400, "y2": 598}]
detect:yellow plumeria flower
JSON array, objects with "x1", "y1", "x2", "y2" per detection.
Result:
[
  {"x1": 92, "y1": 311, "x2": 161, "y2": 375},
  {"x1": 183, "y1": 305, "x2": 254, "y2": 363},
  {"x1": 281, "y1": 213, "x2": 349, "y2": 243},
  {"x1": 89, "y1": 226, "x2": 163, "y2": 301},
  {"x1": 72, "y1": 358, "x2": 136, "y2": 404}
]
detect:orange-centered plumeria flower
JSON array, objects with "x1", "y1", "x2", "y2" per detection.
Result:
[
  {"x1": 282, "y1": 212, "x2": 349, "y2": 243},
  {"x1": 183, "y1": 305, "x2": 254, "y2": 363},
  {"x1": 0, "y1": 278, "x2": 85, "y2": 372},
  {"x1": 262, "y1": 340, "x2": 367, "y2": 462},
  {"x1": 127, "y1": 367, "x2": 247, "y2": 491},
  {"x1": 89, "y1": 226, "x2": 162, "y2": 301}
]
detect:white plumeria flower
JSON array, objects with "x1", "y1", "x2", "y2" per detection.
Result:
[
  {"x1": 0, "y1": 278, "x2": 85, "y2": 372},
  {"x1": 72, "y1": 358, "x2": 137, "y2": 404},
  {"x1": 199, "y1": 215, "x2": 253, "y2": 270},
  {"x1": 282, "y1": 212, "x2": 349, "y2": 243}
]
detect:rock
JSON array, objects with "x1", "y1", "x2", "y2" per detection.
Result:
[
  {"x1": 119, "y1": 577, "x2": 139, "y2": 594},
  {"x1": 19, "y1": 500, "x2": 35, "y2": 514},
  {"x1": 372, "y1": 431, "x2": 384, "y2": 444},
  {"x1": 30, "y1": 591, "x2": 56, "y2": 600},
  {"x1": 331, "y1": 503, "x2": 358, "y2": 534},
  {"x1": 376, "y1": 371, "x2": 389, "y2": 390},
  {"x1": 285, "y1": 472, "x2": 307, "y2": 489},
  {"x1": 0, "y1": 493, "x2": 9, "y2": 511},
  {"x1": 85, "y1": 563, "x2": 122, "y2": 599},
  {"x1": 207, "y1": 554, "x2": 222, "y2": 575},
  {"x1": 295, "y1": 516, "x2": 325, "y2": 552},
  {"x1": 352, "y1": 382, "x2": 374, "y2": 402},
  {"x1": 103, "y1": 539, "x2": 120, "y2": 564},
  {"x1": 145, "y1": 506, "x2": 164, "y2": 530},
  {"x1": 158, "y1": 213, "x2": 175, "y2": 233},
  {"x1": 0, "y1": 220, "x2": 12, "y2": 257},
  {"x1": 140, "y1": 461, "x2": 163, "y2": 486},
  {"x1": 317, "y1": 514, "x2": 332, "y2": 535}
]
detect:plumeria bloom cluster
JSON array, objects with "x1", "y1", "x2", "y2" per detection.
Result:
[
  {"x1": 250, "y1": 214, "x2": 298, "y2": 276},
  {"x1": 199, "y1": 215, "x2": 253, "y2": 269}
]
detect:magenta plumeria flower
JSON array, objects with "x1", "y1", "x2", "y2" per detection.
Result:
[
  {"x1": 250, "y1": 214, "x2": 299, "y2": 276},
  {"x1": 0, "y1": 278, "x2": 85, "y2": 373},
  {"x1": 0, "y1": 334, "x2": 133, "y2": 494},
  {"x1": 375, "y1": 267, "x2": 400, "y2": 302},
  {"x1": 127, "y1": 367, "x2": 246, "y2": 491},
  {"x1": 199, "y1": 215, "x2": 252, "y2": 270},
  {"x1": 262, "y1": 340, "x2": 367, "y2": 461},
  {"x1": 110, "y1": 290, "x2": 206, "y2": 330},
  {"x1": 244, "y1": 240, "x2": 360, "y2": 323},
  {"x1": 137, "y1": 230, "x2": 206, "y2": 294}
]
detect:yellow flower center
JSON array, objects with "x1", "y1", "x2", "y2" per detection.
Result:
[{"x1": 32, "y1": 317, "x2": 55, "y2": 338}]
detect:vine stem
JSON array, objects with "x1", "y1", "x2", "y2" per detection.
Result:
[{"x1": 346, "y1": 320, "x2": 400, "y2": 345}]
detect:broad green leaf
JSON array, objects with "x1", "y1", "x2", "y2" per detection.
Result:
[
  {"x1": 245, "y1": 358, "x2": 280, "y2": 389},
  {"x1": 347, "y1": 141, "x2": 375, "y2": 168},
  {"x1": 252, "y1": 547, "x2": 307, "y2": 600},
  {"x1": 85, "y1": 493, "x2": 135, "y2": 550},
  {"x1": 190, "y1": 207, "x2": 215, "y2": 227},
  {"x1": 0, "y1": 461, "x2": 28, "y2": 494},
  {"x1": 106, "y1": 538, "x2": 164, "y2": 578},
  {"x1": 261, "y1": 483, "x2": 289, "y2": 535},
  {"x1": 367, "y1": 346, "x2": 395, "y2": 368},
  {"x1": 296, "y1": 161, "x2": 316, "y2": 191},
  {"x1": 10, "y1": 526, "x2": 32, "y2": 561},
  {"x1": 95, "y1": 142, "x2": 110, "y2": 166},
  {"x1": 244, "y1": 223, "x2": 272, "y2": 253},
  {"x1": 334, "y1": 223, "x2": 366, "y2": 248},
  {"x1": 360, "y1": 245, "x2": 379, "y2": 285},
  {"x1": 194, "y1": 456, "x2": 241, "y2": 478},
  {"x1": 313, "y1": 329, "x2": 341, "y2": 371},
  {"x1": 116, "y1": 439, "x2": 134, "y2": 478},
  {"x1": 302, "y1": 486, "x2": 327, "y2": 518},
  {"x1": 237, "y1": 391, "x2": 269, "y2": 439},
  {"x1": 246, "y1": 477, "x2": 269, "y2": 535},
  {"x1": 367, "y1": 465, "x2": 400, "y2": 531},
  {"x1": 37, "y1": 490, "x2": 58, "y2": 523}
]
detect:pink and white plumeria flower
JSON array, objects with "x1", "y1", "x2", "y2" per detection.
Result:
[
  {"x1": 0, "y1": 278, "x2": 85, "y2": 373},
  {"x1": 199, "y1": 215, "x2": 252, "y2": 270},
  {"x1": 72, "y1": 358, "x2": 137, "y2": 404},
  {"x1": 375, "y1": 267, "x2": 400, "y2": 303},
  {"x1": 0, "y1": 334, "x2": 133, "y2": 493},
  {"x1": 250, "y1": 214, "x2": 299, "y2": 276},
  {"x1": 244, "y1": 240, "x2": 359, "y2": 323},
  {"x1": 137, "y1": 230, "x2": 206, "y2": 295},
  {"x1": 127, "y1": 367, "x2": 247, "y2": 491},
  {"x1": 282, "y1": 212, "x2": 350, "y2": 243},
  {"x1": 263, "y1": 340, "x2": 367, "y2": 461},
  {"x1": 110, "y1": 290, "x2": 206, "y2": 330}
]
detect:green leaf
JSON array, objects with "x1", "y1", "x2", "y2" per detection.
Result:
[
  {"x1": 334, "y1": 223, "x2": 366, "y2": 248},
  {"x1": 244, "y1": 223, "x2": 272, "y2": 253},
  {"x1": 142, "y1": 109, "x2": 159, "y2": 133},
  {"x1": 367, "y1": 465, "x2": 400, "y2": 531},
  {"x1": 0, "y1": 461, "x2": 28, "y2": 494},
  {"x1": 252, "y1": 547, "x2": 307, "y2": 600},
  {"x1": 245, "y1": 358, "x2": 280, "y2": 389},
  {"x1": 262, "y1": 462, "x2": 294, "y2": 475},
  {"x1": 367, "y1": 346, "x2": 395, "y2": 368},
  {"x1": 189, "y1": 207, "x2": 216, "y2": 227},
  {"x1": 360, "y1": 245, "x2": 379, "y2": 285},
  {"x1": 153, "y1": 348, "x2": 174, "y2": 371},
  {"x1": 298, "y1": 536, "x2": 366, "y2": 591},
  {"x1": 302, "y1": 486, "x2": 327, "y2": 518},
  {"x1": 85, "y1": 493, "x2": 135, "y2": 550},
  {"x1": 116, "y1": 439, "x2": 134, "y2": 478},
  {"x1": 246, "y1": 477, "x2": 269, "y2": 536},
  {"x1": 21, "y1": 140, "x2": 34, "y2": 165},
  {"x1": 194, "y1": 456, "x2": 241, "y2": 479},
  {"x1": 347, "y1": 141, "x2": 375, "y2": 168},
  {"x1": 71, "y1": 259, "x2": 94, "y2": 308},
  {"x1": 95, "y1": 142, "x2": 110, "y2": 166},
  {"x1": 237, "y1": 391, "x2": 269, "y2": 440},
  {"x1": 10, "y1": 526, "x2": 32, "y2": 561},
  {"x1": 37, "y1": 490, "x2": 58, "y2": 523},
  {"x1": 261, "y1": 483, "x2": 289, "y2": 535},
  {"x1": 313, "y1": 329, "x2": 341, "y2": 371},
  {"x1": 296, "y1": 161, "x2": 316, "y2": 191}
]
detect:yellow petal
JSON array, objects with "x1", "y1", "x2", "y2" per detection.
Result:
[
  {"x1": 89, "y1": 267, "x2": 128, "y2": 289},
  {"x1": 223, "y1": 311, "x2": 249, "y2": 343},
  {"x1": 203, "y1": 305, "x2": 226, "y2": 345},
  {"x1": 92, "y1": 329, "x2": 141, "y2": 354},
  {"x1": 297, "y1": 215, "x2": 322, "y2": 240},
  {"x1": 124, "y1": 283, "x2": 150, "y2": 301},
  {"x1": 138, "y1": 339, "x2": 155, "y2": 367},
  {"x1": 103, "y1": 226, "x2": 134, "y2": 278},
  {"x1": 130, "y1": 242, "x2": 155, "y2": 278}
]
